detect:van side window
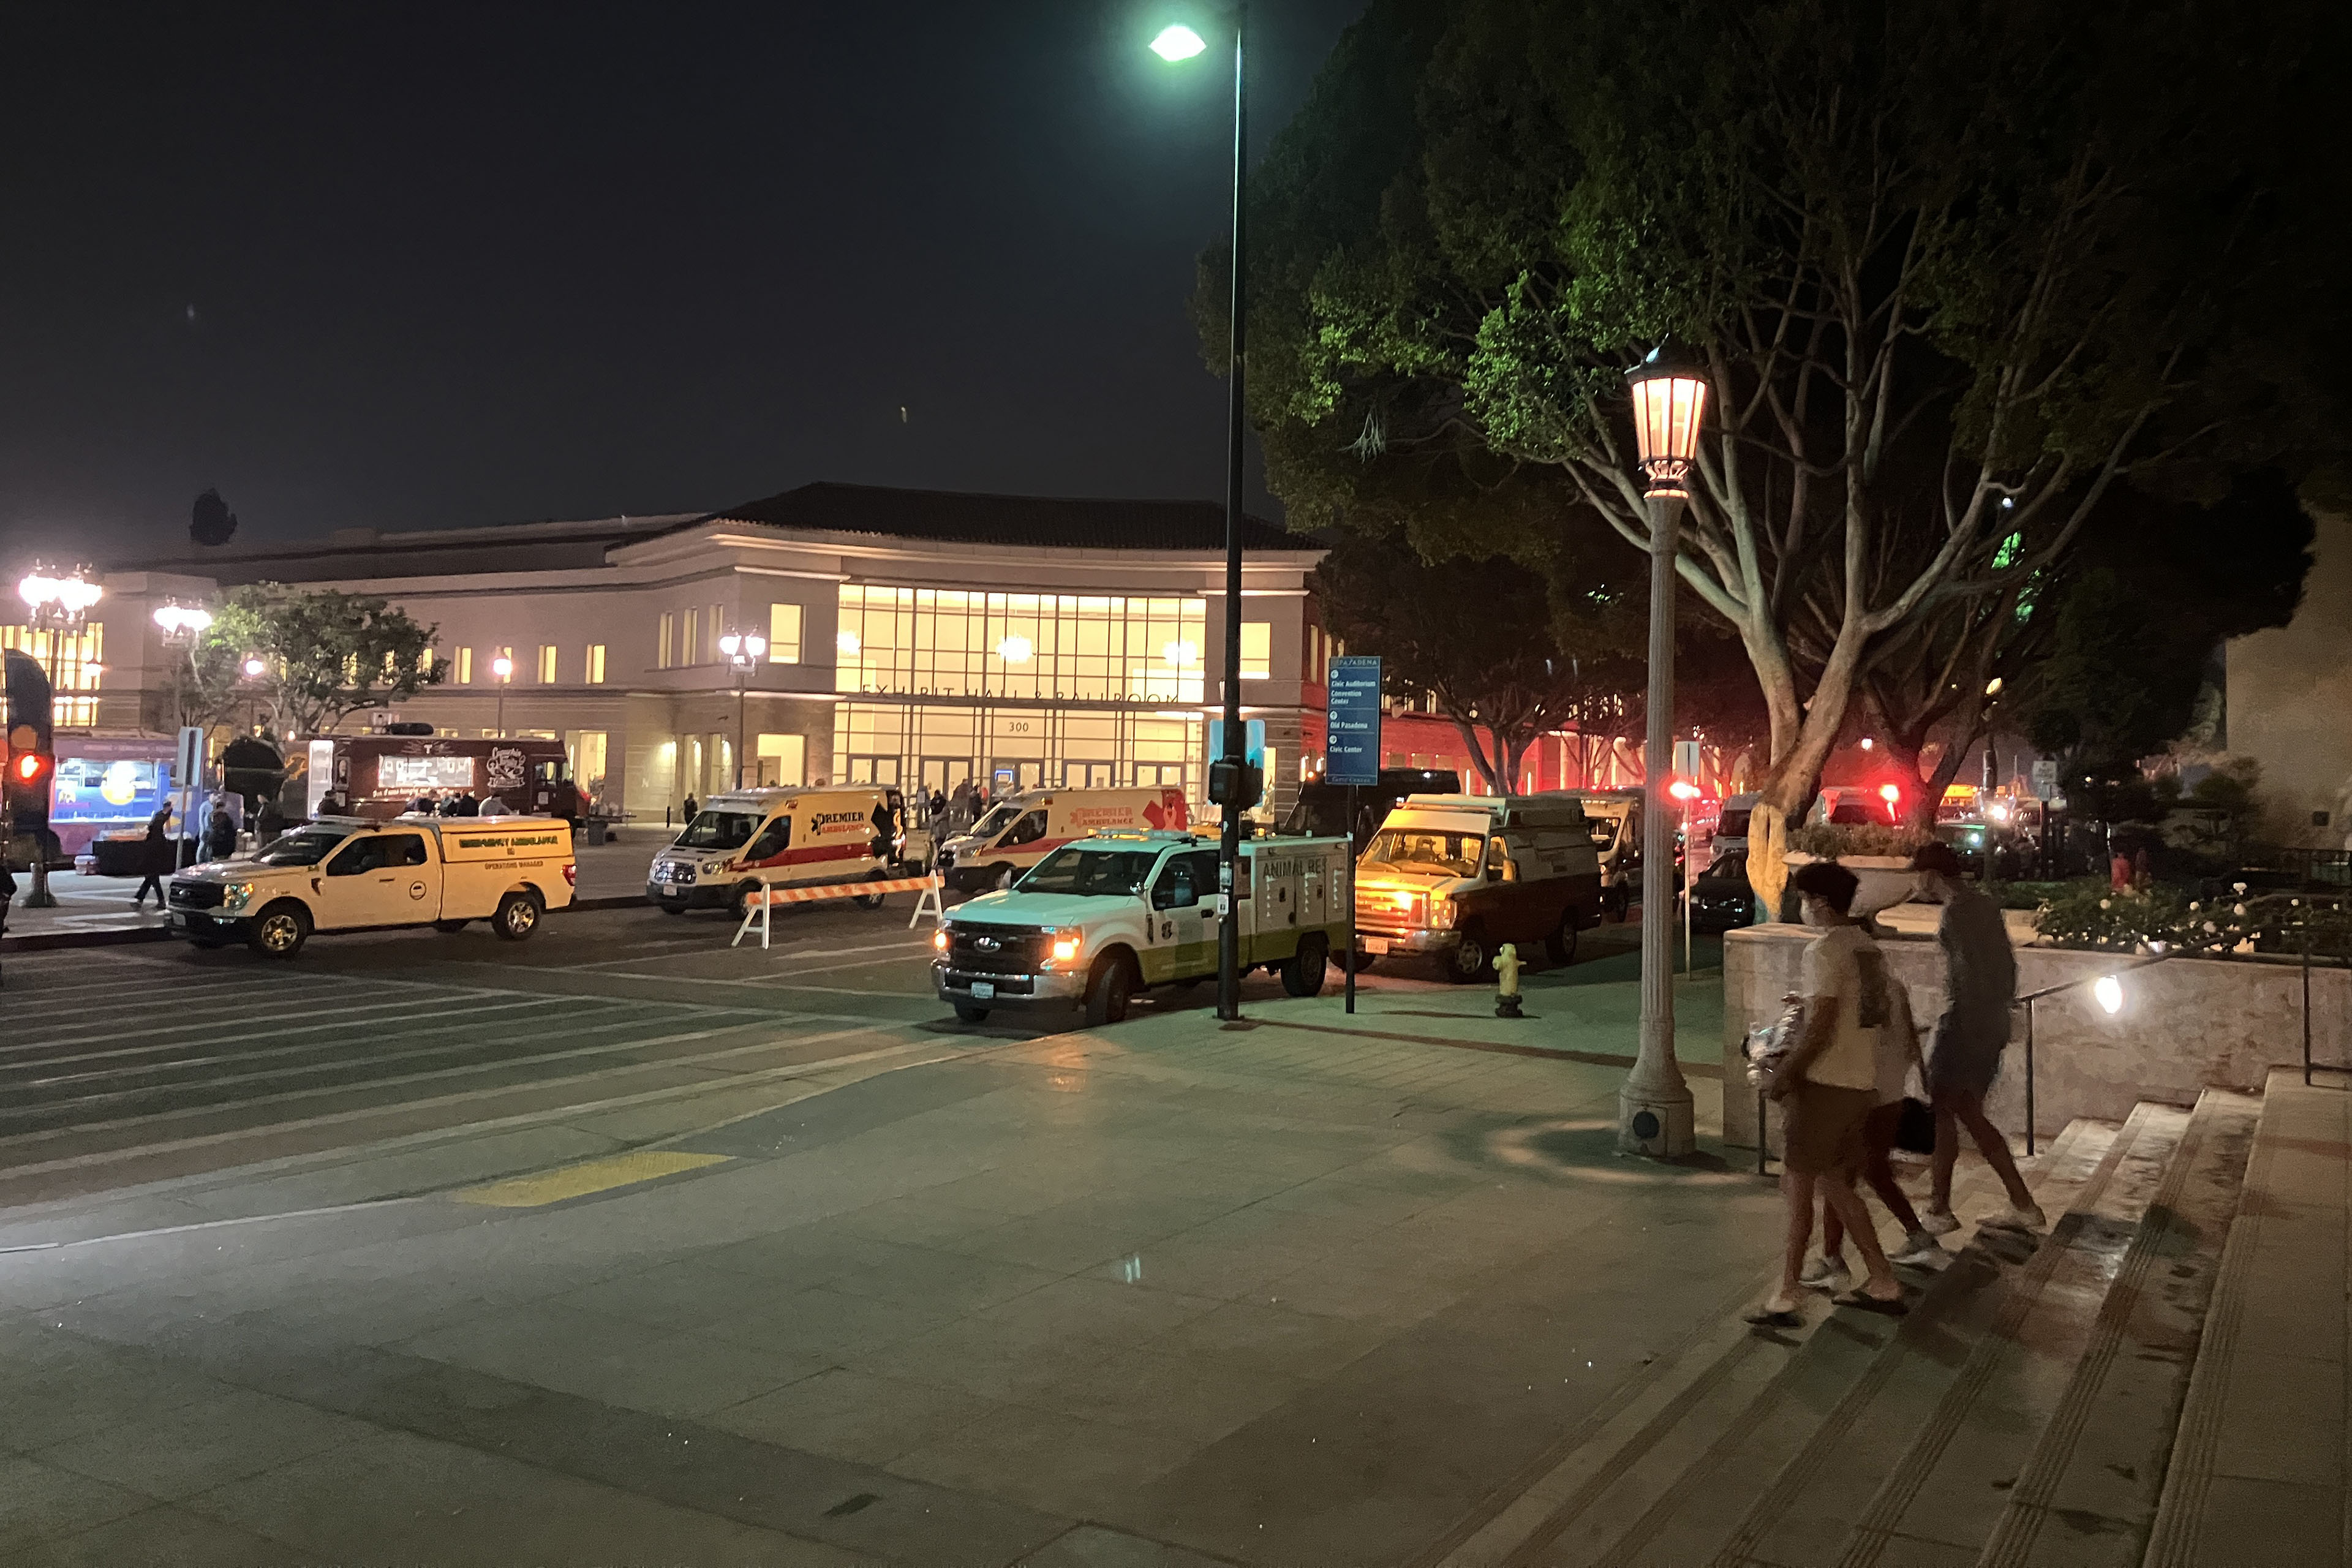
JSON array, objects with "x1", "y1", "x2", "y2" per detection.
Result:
[
  {"x1": 1005, "y1": 810, "x2": 1047, "y2": 846},
  {"x1": 745, "y1": 819, "x2": 791, "y2": 859}
]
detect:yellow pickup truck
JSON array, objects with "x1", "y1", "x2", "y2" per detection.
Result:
[{"x1": 167, "y1": 816, "x2": 576, "y2": 957}]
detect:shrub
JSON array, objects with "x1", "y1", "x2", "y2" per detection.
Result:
[{"x1": 1787, "y1": 821, "x2": 1934, "y2": 859}]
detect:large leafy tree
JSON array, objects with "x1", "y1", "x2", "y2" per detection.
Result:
[
  {"x1": 1229, "y1": 0, "x2": 2350, "y2": 887},
  {"x1": 202, "y1": 586, "x2": 444, "y2": 739}
]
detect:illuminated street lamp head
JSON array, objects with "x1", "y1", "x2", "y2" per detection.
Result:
[
  {"x1": 1624, "y1": 345, "x2": 1710, "y2": 499},
  {"x1": 242, "y1": 656, "x2": 266, "y2": 677},
  {"x1": 718, "y1": 631, "x2": 742, "y2": 658},
  {"x1": 1150, "y1": 23, "x2": 1207, "y2": 61},
  {"x1": 153, "y1": 601, "x2": 214, "y2": 638},
  {"x1": 491, "y1": 655, "x2": 513, "y2": 681},
  {"x1": 56, "y1": 572, "x2": 102, "y2": 615},
  {"x1": 2094, "y1": 974, "x2": 2124, "y2": 1015},
  {"x1": 18, "y1": 568, "x2": 58, "y2": 611}
]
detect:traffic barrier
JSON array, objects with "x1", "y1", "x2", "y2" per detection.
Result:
[{"x1": 731, "y1": 872, "x2": 946, "y2": 949}]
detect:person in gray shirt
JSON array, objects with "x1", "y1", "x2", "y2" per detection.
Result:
[{"x1": 1910, "y1": 842, "x2": 2043, "y2": 1234}]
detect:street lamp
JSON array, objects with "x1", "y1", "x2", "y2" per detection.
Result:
[
  {"x1": 15, "y1": 563, "x2": 102, "y2": 908},
  {"x1": 1619, "y1": 347, "x2": 1709, "y2": 1158},
  {"x1": 490, "y1": 653, "x2": 513, "y2": 738},
  {"x1": 717, "y1": 628, "x2": 766, "y2": 788},
  {"x1": 1154, "y1": 4, "x2": 1251, "y2": 1022},
  {"x1": 154, "y1": 601, "x2": 216, "y2": 848}
]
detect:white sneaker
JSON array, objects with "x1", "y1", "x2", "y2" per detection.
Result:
[
  {"x1": 1918, "y1": 1207, "x2": 1960, "y2": 1235},
  {"x1": 1799, "y1": 1255, "x2": 1850, "y2": 1292},
  {"x1": 1890, "y1": 1231, "x2": 1945, "y2": 1265},
  {"x1": 1983, "y1": 1202, "x2": 2046, "y2": 1232}
]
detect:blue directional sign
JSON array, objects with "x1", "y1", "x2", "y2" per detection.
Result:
[{"x1": 1325, "y1": 655, "x2": 1383, "y2": 786}]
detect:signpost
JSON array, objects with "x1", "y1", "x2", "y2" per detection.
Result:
[
  {"x1": 1326, "y1": 656, "x2": 1383, "y2": 1015},
  {"x1": 175, "y1": 726, "x2": 205, "y2": 869}
]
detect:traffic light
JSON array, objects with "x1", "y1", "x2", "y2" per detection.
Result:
[{"x1": 4, "y1": 648, "x2": 57, "y2": 835}]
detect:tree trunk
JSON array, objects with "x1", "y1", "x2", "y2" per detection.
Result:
[{"x1": 1450, "y1": 715, "x2": 1505, "y2": 794}]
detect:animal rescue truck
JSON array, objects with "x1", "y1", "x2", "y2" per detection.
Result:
[
  {"x1": 932, "y1": 829, "x2": 1351, "y2": 1025},
  {"x1": 1353, "y1": 793, "x2": 1602, "y2": 981},
  {"x1": 167, "y1": 816, "x2": 576, "y2": 957},
  {"x1": 934, "y1": 786, "x2": 1190, "y2": 892}
]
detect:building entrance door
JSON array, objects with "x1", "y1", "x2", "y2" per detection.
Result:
[
  {"x1": 992, "y1": 759, "x2": 1043, "y2": 793},
  {"x1": 1063, "y1": 761, "x2": 1114, "y2": 788},
  {"x1": 1134, "y1": 763, "x2": 1186, "y2": 789},
  {"x1": 842, "y1": 755, "x2": 902, "y2": 786},
  {"x1": 919, "y1": 756, "x2": 971, "y2": 797}
]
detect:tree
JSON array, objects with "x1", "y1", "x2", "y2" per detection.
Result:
[
  {"x1": 1229, "y1": 0, "x2": 2351, "y2": 891},
  {"x1": 205, "y1": 586, "x2": 445, "y2": 739}
]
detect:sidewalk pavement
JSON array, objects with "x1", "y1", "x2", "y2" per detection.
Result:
[
  {"x1": 0, "y1": 951, "x2": 1757, "y2": 1566},
  {"x1": 2, "y1": 837, "x2": 660, "y2": 947}
]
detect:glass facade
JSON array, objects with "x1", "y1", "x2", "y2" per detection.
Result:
[
  {"x1": 833, "y1": 702, "x2": 1202, "y2": 800},
  {"x1": 834, "y1": 587, "x2": 1207, "y2": 703},
  {"x1": 0, "y1": 624, "x2": 102, "y2": 727}
]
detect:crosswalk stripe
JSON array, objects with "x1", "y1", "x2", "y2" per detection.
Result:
[
  {"x1": 1, "y1": 995, "x2": 591, "y2": 1079},
  {"x1": 3, "y1": 989, "x2": 515, "y2": 1054},
  {"x1": 454, "y1": 1150, "x2": 733, "y2": 1208}
]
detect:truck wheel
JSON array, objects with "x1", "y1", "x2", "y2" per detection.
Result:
[
  {"x1": 434, "y1": 919, "x2": 470, "y2": 934},
  {"x1": 854, "y1": 868, "x2": 891, "y2": 910},
  {"x1": 1281, "y1": 934, "x2": 1329, "y2": 997},
  {"x1": 248, "y1": 902, "x2": 311, "y2": 959},
  {"x1": 1447, "y1": 925, "x2": 1493, "y2": 984},
  {"x1": 954, "y1": 1002, "x2": 991, "y2": 1023},
  {"x1": 658, "y1": 902, "x2": 689, "y2": 916},
  {"x1": 492, "y1": 889, "x2": 545, "y2": 941},
  {"x1": 1084, "y1": 954, "x2": 1134, "y2": 1027},
  {"x1": 1545, "y1": 910, "x2": 1580, "y2": 966}
]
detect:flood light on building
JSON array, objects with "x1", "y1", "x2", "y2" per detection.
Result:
[{"x1": 1149, "y1": 23, "x2": 1207, "y2": 61}]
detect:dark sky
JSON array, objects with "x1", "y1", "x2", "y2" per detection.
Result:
[{"x1": 0, "y1": 1, "x2": 1370, "y2": 568}]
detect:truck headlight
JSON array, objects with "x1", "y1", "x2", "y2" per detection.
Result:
[
  {"x1": 933, "y1": 928, "x2": 951, "y2": 952},
  {"x1": 1050, "y1": 933, "x2": 1082, "y2": 964},
  {"x1": 222, "y1": 881, "x2": 256, "y2": 911},
  {"x1": 1429, "y1": 899, "x2": 1455, "y2": 930}
]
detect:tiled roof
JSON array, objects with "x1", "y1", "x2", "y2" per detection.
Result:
[{"x1": 704, "y1": 482, "x2": 1303, "y2": 552}]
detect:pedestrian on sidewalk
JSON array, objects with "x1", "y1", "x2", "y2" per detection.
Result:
[
  {"x1": 684, "y1": 793, "x2": 699, "y2": 821},
  {"x1": 1, "y1": 855, "x2": 17, "y2": 987},
  {"x1": 1807, "y1": 971, "x2": 1943, "y2": 1292},
  {"x1": 1748, "y1": 860, "x2": 1908, "y2": 1324},
  {"x1": 1909, "y1": 842, "x2": 2044, "y2": 1234},
  {"x1": 131, "y1": 805, "x2": 172, "y2": 908},
  {"x1": 254, "y1": 796, "x2": 285, "y2": 845}
]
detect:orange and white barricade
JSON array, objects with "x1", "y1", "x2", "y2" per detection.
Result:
[{"x1": 731, "y1": 872, "x2": 946, "y2": 949}]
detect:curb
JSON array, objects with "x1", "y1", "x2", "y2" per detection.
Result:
[{"x1": 2, "y1": 891, "x2": 652, "y2": 953}]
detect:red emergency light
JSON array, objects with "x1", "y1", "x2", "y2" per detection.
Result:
[{"x1": 1668, "y1": 780, "x2": 1700, "y2": 802}]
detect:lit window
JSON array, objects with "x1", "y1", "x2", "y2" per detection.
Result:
[
  {"x1": 586, "y1": 644, "x2": 606, "y2": 684},
  {"x1": 768, "y1": 604, "x2": 802, "y2": 664},
  {"x1": 682, "y1": 608, "x2": 699, "y2": 667},
  {"x1": 455, "y1": 647, "x2": 473, "y2": 684},
  {"x1": 708, "y1": 603, "x2": 723, "y2": 663},
  {"x1": 1240, "y1": 621, "x2": 1271, "y2": 679},
  {"x1": 419, "y1": 646, "x2": 435, "y2": 676},
  {"x1": 537, "y1": 644, "x2": 558, "y2": 684},
  {"x1": 657, "y1": 614, "x2": 673, "y2": 671}
]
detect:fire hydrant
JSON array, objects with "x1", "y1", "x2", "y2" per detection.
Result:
[{"x1": 1494, "y1": 943, "x2": 1524, "y2": 1018}]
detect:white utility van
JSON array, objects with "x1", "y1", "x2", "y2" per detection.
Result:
[
  {"x1": 933, "y1": 829, "x2": 1351, "y2": 1024},
  {"x1": 935, "y1": 786, "x2": 1192, "y2": 892},
  {"x1": 166, "y1": 817, "x2": 576, "y2": 957},
  {"x1": 1354, "y1": 793, "x2": 1603, "y2": 981},
  {"x1": 648, "y1": 785, "x2": 911, "y2": 918}
]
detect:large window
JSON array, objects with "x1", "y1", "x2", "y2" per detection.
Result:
[
  {"x1": 768, "y1": 603, "x2": 803, "y2": 664},
  {"x1": 455, "y1": 646, "x2": 473, "y2": 684},
  {"x1": 537, "y1": 644, "x2": 559, "y2": 683},
  {"x1": 755, "y1": 733, "x2": 806, "y2": 788},
  {"x1": 586, "y1": 644, "x2": 606, "y2": 684},
  {"x1": 1240, "y1": 620, "x2": 1271, "y2": 679},
  {"x1": 834, "y1": 587, "x2": 1206, "y2": 702},
  {"x1": 657, "y1": 614, "x2": 673, "y2": 671},
  {"x1": 681, "y1": 608, "x2": 698, "y2": 668}
]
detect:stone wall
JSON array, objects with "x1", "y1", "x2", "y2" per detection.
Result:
[{"x1": 1722, "y1": 922, "x2": 2352, "y2": 1151}]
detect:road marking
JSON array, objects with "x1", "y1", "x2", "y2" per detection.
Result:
[
  {"x1": 454, "y1": 1150, "x2": 733, "y2": 1208},
  {"x1": 554, "y1": 935, "x2": 933, "y2": 973},
  {"x1": 2, "y1": 990, "x2": 535, "y2": 1057}
]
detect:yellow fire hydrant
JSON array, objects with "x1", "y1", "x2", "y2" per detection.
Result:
[{"x1": 1494, "y1": 943, "x2": 1524, "y2": 1018}]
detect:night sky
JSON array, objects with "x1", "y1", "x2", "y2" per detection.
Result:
[{"x1": 0, "y1": 2, "x2": 1369, "y2": 567}]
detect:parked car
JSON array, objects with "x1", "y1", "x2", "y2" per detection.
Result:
[{"x1": 1683, "y1": 850, "x2": 1758, "y2": 933}]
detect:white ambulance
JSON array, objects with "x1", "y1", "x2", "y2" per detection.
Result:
[
  {"x1": 646, "y1": 785, "x2": 911, "y2": 918},
  {"x1": 934, "y1": 786, "x2": 1192, "y2": 892},
  {"x1": 167, "y1": 816, "x2": 576, "y2": 957}
]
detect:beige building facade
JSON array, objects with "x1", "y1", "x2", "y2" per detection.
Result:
[{"x1": 75, "y1": 484, "x2": 1329, "y2": 824}]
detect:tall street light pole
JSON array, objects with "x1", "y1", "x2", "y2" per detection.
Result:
[
  {"x1": 1152, "y1": 10, "x2": 1250, "y2": 1022},
  {"x1": 718, "y1": 629, "x2": 766, "y2": 789},
  {"x1": 1619, "y1": 349, "x2": 1709, "y2": 1158},
  {"x1": 490, "y1": 654, "x2": 513, "y2": 739}
]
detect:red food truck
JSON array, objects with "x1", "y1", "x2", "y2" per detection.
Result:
[{"x1": 316, "y1": 734, "x2": 584, "y2": 826}]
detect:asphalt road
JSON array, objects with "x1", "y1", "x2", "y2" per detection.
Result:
[{"x1": 2, "y1": 893, "x2": 1618, "y2": 1211}]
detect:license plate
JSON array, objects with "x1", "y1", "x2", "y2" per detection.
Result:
[
  {"x1": 1361, "y1": 937, "x2": 1390, "y2": 954},
  {"x1": 970, "y1": 981, "x2": 996, "y2": 1001},
  {"x1": 662, "y1": 886, "x2": 681, "y2": 898}
]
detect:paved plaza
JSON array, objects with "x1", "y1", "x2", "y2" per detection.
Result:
[{"x1": 0, "y1": 913, "x2": 1760, "y2": 1566}]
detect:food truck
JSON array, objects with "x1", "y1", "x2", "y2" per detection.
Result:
[{"x1": 314, "y1": 733, "x2": 582, "y2": 826}]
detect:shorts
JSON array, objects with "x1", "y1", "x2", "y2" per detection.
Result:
[
  {"x1": 1782, "y1": 1082, "x2": 1877, "y2": 1175},
  {"x1": 1924, "y1": 1011, "x2": 2007, "y2": 1101}
]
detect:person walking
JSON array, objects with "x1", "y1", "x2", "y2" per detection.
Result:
[
  {"x1": 1910, "y1": 842, "x2": 2043, "y2": 1234},
  {"x1": 131, "y1": 805, "x2": 173, "y2": 908},
  {"x1": 1748, "y1": 860, "x2": 1907, "y2": 1325},
  {"x1": 1807, "y1": 967, "x2": 1942, "y2": 1291}
]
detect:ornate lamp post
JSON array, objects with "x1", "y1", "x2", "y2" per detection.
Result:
[
  {"x1": 717, "y1": 628, "x2": 767, "y2": 788},
  {"x1": 1618, "y1": 348, "x2": 1709, "y2": 1158},
  {"x1": 15, "y1": 564, "x2": 102, "y2": 908},
  {"x1": 1153, "y1": 7, "x2": 1251, "y2": 1020}
]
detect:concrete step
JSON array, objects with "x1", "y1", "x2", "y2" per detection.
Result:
[
  {"x1": 1970, "y1": 1087, "x2": 2258, "y2": 1567},
  {"x1": 2143, "y1": 1069, "x2": 2349, "y2": 1568},
  {"x1": 1440, "y1": 1116, "x2": 2124, "y2": 1568},
  {"x1": 1698, "y1": 1103, "x2": 2185, "y2": 1568}
]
